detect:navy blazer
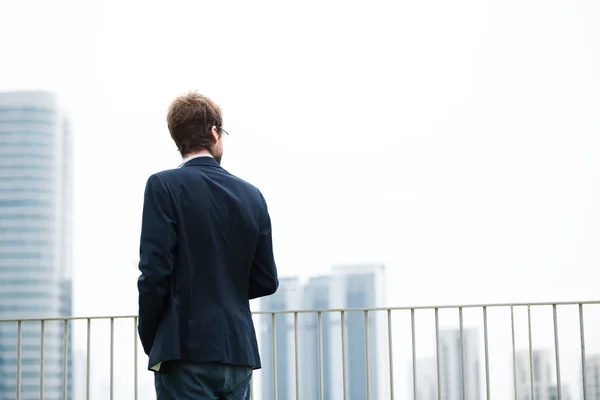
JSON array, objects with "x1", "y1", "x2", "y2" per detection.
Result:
[{"x1": 137, "y1": 156, "x2": 278, "y2": 370}]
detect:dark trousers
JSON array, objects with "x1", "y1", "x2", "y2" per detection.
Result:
[{"x1": 154, "y1": 361, "x2": 252, "y2": 400}]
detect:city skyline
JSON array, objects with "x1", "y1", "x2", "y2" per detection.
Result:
[
  {"x1": 261, "y1": 264, "x2": 386, "y2": 400},
  {"x1": 412, "y1": 344, "x2": 600, "y2": 400}
]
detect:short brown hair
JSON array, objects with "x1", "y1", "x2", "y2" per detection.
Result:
[{"x1": 166, "y1": 91, "x2": 223, "y2": 156}]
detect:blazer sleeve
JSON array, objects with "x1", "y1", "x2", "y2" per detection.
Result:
[
  {"x1": 249, "y1": 191, "x2": 279, "y2": 299},
  {"x1": 137, "y1": 174, "x2": 177, "y2": 355}
]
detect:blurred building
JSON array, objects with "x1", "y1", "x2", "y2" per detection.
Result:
[
  {"x1": 327, "y1": 264, "x2": 386, "y2": 400},
  {"x1": 439, "y1": 329, "x2": 481, "y2": 400},
  {"x1": 413, "y1": 358, "x2": 438, "y2": 400},
  {"x1": 548, "y1": 384, "x2": 571, "y2": 400},
  {"x1": 260, "y1": 277, "x2": 302, "y2": 400},
  {"x1": 300, "y1": 275, "x2": 334, "y2": 400},
  {"x1": 586, "y1": 354, "x2": 600, "y2": 400},
  {"x1": 0, "y1": 91, "x2": 73, "y2": 399},
  {"x1": 413, "y1": 329, "x2": 481, "y2": 400},
  {"x1": 261, "y1": 264, "x2": 386, "y2": 400},
  {"x1": 514, "y1": 349, "x2": 569, "y2": 400}
]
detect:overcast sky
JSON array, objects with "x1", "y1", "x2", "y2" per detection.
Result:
[{"x1": 1, "y1": 0, "x2": 599, "y2": 398}]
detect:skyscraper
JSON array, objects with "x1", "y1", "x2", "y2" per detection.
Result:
[
  {"x1": 327, "y1": 265, "x2": 386, "y2": 400},
  {"x1": 0, "y1": 91, "x2": 73, "y2": 399},
  {"x1": 261, "y1": 264, "x2": 386, "y2": 400}
]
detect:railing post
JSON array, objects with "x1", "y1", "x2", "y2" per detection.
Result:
[
  {"x1": 511, "y1": 306, "x2": 518, "y2": 400},
  {"x1": 341, "y1": 310, "x2": 348, "y2": 400},
  {"x1": 16, "y1": 320, "x2": 22, "y2": 400},
  {"x1": 271, "y1": 313, "x2": 277, "y2": 400},
  {"x1": 388, "y1": 309, "x2": 395, "y2": 400},
  {"x1": 317, "y1": 311, "x2": 324, "y2": 400},
  {"x1": 553, "y1": 304, "x2": 562, "y2": 400},
  {"x1": 483, "y1": 306, "x2": 490, "y2": 400},
  {"x1": 134, "y1": 316, "x2": 138, "y2": 400},
  {"x1": 110, "y1": 317, "x2": 114, "y2": 400},
  {"x1": 294, "y1": 312, "x2": 300, "y2": 400},
  {"x1": 63, "y1": 319, "x2": 68, "y2": 400},
  {"x1": 435, "y1": 308, "x2": 441, "y2": 400},
  {"x1": 580, "y1": 304, "x2": 588, "y2": 400},
  {"x1": 86, "y1": 318, "x2": 91, "y2": 400},
  {"x1": 411, "y1": 309, "x2": 416, "y2": 400},
  {"x1": 364, "y1": 310, "x2": 371, "y2": 400},
  {"x1": 40, "y1": 320, "x2": 45, "y2": 400},
  {"x1": 528, "y1": 305, "x2": 535, "y2": 400},
  {"x1": 459, "y1": 307, "x2": 466, "y2": 400}
]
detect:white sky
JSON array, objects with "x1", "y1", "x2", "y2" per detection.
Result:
[{"x1": 1, "y1": 0, "x2": 599, "y2": 398}]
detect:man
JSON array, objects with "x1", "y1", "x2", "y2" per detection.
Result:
[{"x1": 137, "y1": 92, "x2": 279, "y2": 399}]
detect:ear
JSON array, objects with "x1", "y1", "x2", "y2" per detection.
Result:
[{"x1": 211, "y1": 126, "x2": 219, "y2": 144}]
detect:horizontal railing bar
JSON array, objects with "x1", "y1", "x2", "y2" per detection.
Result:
[
  {"x1": 0, "y1": 300, "x2": 599, "y2": 322},
  {"x1": 252, "y1": 300, "x2": 600, "y2": 314},
  {"x1": 0, "y1": 315, "x2": 138, "y2": 323}
]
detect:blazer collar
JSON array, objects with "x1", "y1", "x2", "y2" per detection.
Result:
[{"x1": 181, "y1": 156, "x2": 221, "y2": 168}]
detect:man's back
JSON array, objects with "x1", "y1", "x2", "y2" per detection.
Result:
[
  {"x1": 162, "y1": 157, "x2": 272, "y2": 308},
  {"x1": 138, "y1": 92, "x2": 278, "y2": 399},
  {"x1": 138, "y1": 155, "x2": 278, "y2": 371}
]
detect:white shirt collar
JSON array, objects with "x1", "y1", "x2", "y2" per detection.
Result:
[{"x1": 178, "y1": 153, "x2": 213, "y2": 168}]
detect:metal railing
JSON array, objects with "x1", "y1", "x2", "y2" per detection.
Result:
[{"x1": 0, "y1": 300, "x2": 599, "y2": 400}]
